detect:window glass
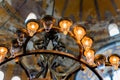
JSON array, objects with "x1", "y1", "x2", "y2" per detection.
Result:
[
  {"x1": 108, "y1": 23, "x2": 119, "y2": 36},
  {"x1": 0, "y1": 71, "x2": 4, "y2": 80},
  {"x1": 11, "y1": 76, "x2": 21, "y2": 80}
]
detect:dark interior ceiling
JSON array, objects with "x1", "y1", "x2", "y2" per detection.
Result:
[
  {"x1": 2, "y1": 0, "x2": 120, "y2": 50},
  {"x1": 11, "y1": 0, "x2": 120, "y2": 21},
  {"x1": 0, "y1": 0, "x2": 120, "y2": 80}
]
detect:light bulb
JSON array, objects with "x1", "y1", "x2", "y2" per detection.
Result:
[
  {"x1": 109, "y1": 55, "x2": 119, "y2": 70},
  {"x1": 73, "y1": 25, "x2": 86, "y2": 41},
  {"x1": 26, "y1": 20, "x2": 39, "y2": 36},
  {"x1": 84, "y1": 49, "x2": 95, "y2": 65},
  {"x1": 82, "y1": 36, "x2": 93, "y2": 50},
  {"x1": 59, "y1": 18, "x2": 72, "y2": 35}
]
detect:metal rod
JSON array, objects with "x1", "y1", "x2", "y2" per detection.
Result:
[
  {"x1": 0, "y1": 50, "x2": 103, "y2": 80},
  {"x1": 52, "y1": 0, "x2": 55, "y2": 16}
]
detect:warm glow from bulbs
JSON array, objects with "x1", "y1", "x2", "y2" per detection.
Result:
[
  {"x1": 63, "y1": 23, "x2": 67, "y2": 28},
  {"x1": 73, "y1": 25, "x2": 86, "y2": 41},
  {"x1": 0, "y1": 47, "x2": 8, "y2": 55},
  {"x1": 109, "y1": 55, "x2": 119, "y2": 64},
  {"x1": 0, "y1": 49, "x2": 4, "y2": 53},
  {"x1": 59, "y1": 19, "x2": 72, "y2": 35},
  {"x1": 113, "y1": 57, "x2": 117, "y2": 62},
  {"x1": 15, "y1": 57, "x2": 19, "y2": 63},
  {"x1": 109, "y1": 55, "x2": 119, "y2": 70},
  {"x1": 31, "y1": 24, "x2": 35, "y2": 29},
  {"x1": 27, "y1": 21, "x2": 39, "y2": 36},
  {"x1": 84, "y1": 49, "x2": 94, "y2": 57},
  {"x1": 84, "y1": 49, "x2": 94, "y2": 65},
  {"x1": 0, "y1": 47, "x2": 8, "y2": 63},
  {"x1": 77, "y1": 30, "x2": 82, "y2": 35},
  {"x1": 27, "y1": 22, "x2": 39, "y2": 30},
  {"x1": 0, "y1": 55, "x2": 3, "y2": 60},
  {"x1": 82, "y1": 36, "x2": 93, "y2": 50}
]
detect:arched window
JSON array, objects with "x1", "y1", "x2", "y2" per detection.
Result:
[
  {"x1": 25, "y1": 12, "x2": 37, "y2": 23},
  {"x1": 11, "y1": 76, "x2": 21, "y2": 80},
  {"x1": 0, "y1": 71, "x2": 4, "y2": 80},
  {"x1": 108, "y1": 23, "x2": 119, "y2": 37},
  {"x1": 113, "y1": 69, "x2": 120, "y2": 80},
  {"x1": 104, "y1": 76, "x2": 110, "y2": 80}
]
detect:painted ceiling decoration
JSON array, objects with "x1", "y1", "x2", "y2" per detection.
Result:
[
  {"x1": 1, "y1": 0, "x2": 120, "y2": 50},
  {"x1": 5, "y1": 0, "x2": 120, "y2": 21},
  {"x1": 0, "y1": 0, "x2": 120, "y2": 80}
]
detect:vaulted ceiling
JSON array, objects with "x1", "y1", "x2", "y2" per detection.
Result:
[
  {"x1": 10, "y1": 0, "x2": 120, "y2": 21},
  {"x1": 1, "y1": 0, "x2": 120, "y2": 51}
]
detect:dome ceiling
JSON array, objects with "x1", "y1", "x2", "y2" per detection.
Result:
[
  {"x1": 2, "y1": 0, "x2": 120, "y2": 50},
  {"x1": 10, "y1": 0, "x2": 120, "y2": 21}
]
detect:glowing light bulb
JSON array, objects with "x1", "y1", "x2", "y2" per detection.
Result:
[
  {"x1": 84, "y1": 41, "x2": 89, "y2": 46},
  {"x1": 0, "y1": 47, "x2": 8, "y2": 63},
  {"x1": 31, "y1": 25, "x2": 35, "y2": 29},
  {"x1": 84, "y1": 49, "x2": 95, "y2": 65},
  {"x1": 82, "y1": 36, "x2": 93, "y2": 50},
  {"x1": 63, "y1": 23, "x2": 67, "y2": 28},
  {"x1": 77, "y1": 30, "x2": 82, "y2": 35},
  {"x1": 73, "y1": 25, "x2": 86, "y2": 41},
  {"x1": 109, "y1": 55, "x2": 119, "y2": 70},
  {"x1": 26, "y1": 21, "x2": 39, "y2": 36},
  {"x1": 0, "y1": 48, "x2": 4, "y2": 53},
  {"x1": 59, "y1": 19, "x2": 72, "y2": 35}
]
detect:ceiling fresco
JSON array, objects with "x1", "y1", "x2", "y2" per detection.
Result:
[
  {"x1": 1, "y1": 0, "x2": 120, "y2": 50},
  {"x1": 10, "y1": 0, "x2": 120, "y2": 21}
]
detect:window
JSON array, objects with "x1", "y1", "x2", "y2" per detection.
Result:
[
  {"x1": 25, "y1": 12, "x2": 37, "y2": 23},
  {"x1": 0, "y1": 71, "x2": 4, "y2": 80},
  {"x1": 104, "y1": 76, "x2": 110, "y2": 80},
  {"x1": 113, "y1": 69, "x2": 120, "y2": 80},
  {"x1": 103, "y1": 69, "x2": 120, "y2": 80},
  {"x1": 11, "y1": 76, "x2": 21, "y2": 80},
  {"x1": 108, "y1": 23, "x2": 119, "y2": 36}
]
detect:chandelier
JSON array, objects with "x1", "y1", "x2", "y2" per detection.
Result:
[
  {"x1": 0, "y1": 14, "x2": 119, "y2": 80},
  {"x1": 0, "y1": 0, "x2": 120, "y2": 80}
]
